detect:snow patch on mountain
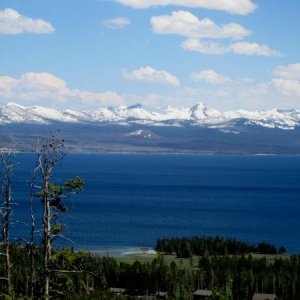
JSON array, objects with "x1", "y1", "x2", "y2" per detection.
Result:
[
  {"x1": 190, "y1": 102, "x2": 222, "y2": 120},
  {"x1": 0, "y1": 102, "x2": 300, "y2": 130},
  {"x1": 0, "y1": 102, "x2": 46, "y2": 124},
  {"x1": 28, "y1": 106, "x2": 78, "y2": 123},
  {"x1": 125, "y1": 129, "x2": 157, "y2": 139}
]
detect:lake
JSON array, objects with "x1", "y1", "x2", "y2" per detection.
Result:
[{"x1": 6, "y1": 154, "x2": 300, "y2": 253}]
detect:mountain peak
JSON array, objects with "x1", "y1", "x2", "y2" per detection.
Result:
[
  {"x1": 194, "y1": 101, "x2": 208, "y2": 107},
  {"x1": 127, "y1": 103, "x2": 143, "y2": 109},
  {"x1": 5, "y1": 102, "x2": 26, "y2": 109},
  {"x1": 190, "y1": 102, "x2": 221, "y2": 120},
  {"x1": 0, "y1": 102, "x2": 299, "y2": 130}
]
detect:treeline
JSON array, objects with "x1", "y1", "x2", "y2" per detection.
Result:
[
  {"x1": 1, "y1": 244, "x2": 300, "y2": 299},
  {"x1": 155, "y1": 236, "x2": 286, "y2": 258}
]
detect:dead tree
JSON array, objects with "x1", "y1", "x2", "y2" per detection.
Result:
[
  {"x1": 0, "y1": 152, "x2": 14, "y2": 294},
  {"x1": 33, "y1": 134, "x2": 83, "y2": 298},
  {"x1": 28, "y1": 159, "x2": 40, "y2": 299}
]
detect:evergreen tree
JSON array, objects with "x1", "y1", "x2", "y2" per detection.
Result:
[{"x1": 33, "y1": 134, "x2": 83, "y2": 298}]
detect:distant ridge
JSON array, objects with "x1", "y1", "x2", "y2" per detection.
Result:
[{"x1": 0, "y1": 102, "x2": 299, "y2": 130}]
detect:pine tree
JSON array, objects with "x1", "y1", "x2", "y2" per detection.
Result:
[{"x1": 33, "y1": 134, "x2": 83, "y2": 298}]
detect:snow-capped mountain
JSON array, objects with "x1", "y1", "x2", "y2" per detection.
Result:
[
  {"x1": 0, "y1": 102, "x2": 78, "y2": 124},
  {"x1": 1, "y1": 102, "x2": 300, "y2": 130}
]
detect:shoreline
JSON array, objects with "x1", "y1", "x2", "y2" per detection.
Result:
[
  {"x1": 8, "y1": 149, "x2": 300, "y2": 156},
  {"x1": 86, "y1": 247, "x2": 157, "y2": 257}
]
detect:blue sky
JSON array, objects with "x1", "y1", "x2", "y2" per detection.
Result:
[{"x1": 0, "y1": 0, "x2": 300, "y2": 111}]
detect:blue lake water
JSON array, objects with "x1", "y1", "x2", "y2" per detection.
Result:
[{"x1": 7, "y1": 154, "x2": 300, "y2": 253}]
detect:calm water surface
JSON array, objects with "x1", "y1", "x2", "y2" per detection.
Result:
[{"x1": 8, "y1": 154, "x2": 300, "y2": 253}]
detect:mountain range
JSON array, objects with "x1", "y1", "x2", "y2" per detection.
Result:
[
  {"x1": 0, "y1": 102, "x2": 299, "y2": 130},
  {"x1": 1, "y1": 102, "x2": 300, "y2": 154}
]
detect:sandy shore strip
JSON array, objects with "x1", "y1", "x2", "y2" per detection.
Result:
[{"x1": 87, "y1": 247, "x2": 157, "y2": 257}]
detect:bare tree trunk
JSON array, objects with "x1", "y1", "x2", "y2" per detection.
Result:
[
  {"x1": 0, "y1": 153, "x2": 13, "y2": 294},
  {"x1": 29, "y1": 164, "x2": 39, "y2": 299},
  {"x1": 3, "y1": 183, "x2": 11, "y2": 293},
  {"x1": 43, "y1": 175, "x2": 51, "y2": 298},
  {"x1": 29, "y1": 201, "x2": 35, "y2": 298}
]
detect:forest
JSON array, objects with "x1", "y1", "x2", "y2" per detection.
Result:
[
  {"x1": 0, "y1": 135, "x2": 299, "y2": 299},
  {"x1": 1, "y1": 243, "x2": 300, "y2": 299},
  {"x1": 155, "y1": 236, "x2": 286, "y2": 258}
]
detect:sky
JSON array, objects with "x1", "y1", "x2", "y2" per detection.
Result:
[{"x1": 0, "y1": 0, "x2": 300, "y2": 111}]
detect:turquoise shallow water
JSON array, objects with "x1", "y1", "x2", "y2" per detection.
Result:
[{"x1": 8, "y1": 154, "x2": 300, "y2": 253}]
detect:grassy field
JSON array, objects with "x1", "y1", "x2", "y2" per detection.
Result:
[
  {"x1": 116, "y1": 253, "x2": 200, "y2": 268},
  {"x1": 115, "y1": 253, "x2": 290, "y2": 268}
]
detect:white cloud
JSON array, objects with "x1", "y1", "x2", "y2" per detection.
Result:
[
  {"x1": 72, "y1": 90, "x2": 126, "y2": 106},
  {"x1": 19, "y1": 72, "x2": 68, "y2": 91},
  {"x1": 271, "y1": 64, "x2": 300, "y2": 98},
  {"x1": 0, "y1": 72, "x2": 125, "y2": 106},
  {"x1": 274, "y1": 63, "x2": 300, "y2": 80},
  {"x1": 1, "y1": 71, "x2": 299, "y2": 111},
  {"x1": 182, "y1": 39, "x2": 227, "y2": 55},
  {"x1": 182, "y1": 38, "x2": 280, "y2": 56},
  {"x1": 116, "y1": 0, "x2": 257, "y2": 15},
  {"x1": 151, "y1": 11, "x2": 280, "y2": 57},
  {"x1": 122, "y1": 66, "x2": 180, "y2": 86},
  {"x1": 151, "y1": 11, "x2": 251, "y2": 40},
  {"x1": 0, "y1": 76, "x2": 18, "y2": 90},
  {"x1": 272, "y1": 79, "x2": 300, "y2": 97},
  {"x1": 103, "y1": 17, "x2": 131, "y2": 29},
  {"x1": 0, "y1": 8, "x2": 54, "y2": 34},
  {"x1": 191, "y1": 70, "x2": 232, "y2": 85},
  {"x1": 149, "y1": 81, "x2": 294, "y2": 111},
  {"x1": 230, "y1": 42, "x2": 281, "y2": 56}
]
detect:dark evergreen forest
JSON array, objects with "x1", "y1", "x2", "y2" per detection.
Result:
[{"x1": 1, "y1": 245, "x2": 300, "y2": 299}]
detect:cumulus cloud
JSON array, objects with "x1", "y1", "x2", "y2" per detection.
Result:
[
  {"x1": 230, "y1": 42, "x2": 281, "y2": 56},
  {"x1": 1, "y1": 70, "x2": 297, "y2": 110},
  {"x1": 73, "y1": 90, "x2": 125, "y2": 106},
  {"x1": 154, "y1": 81, "x2": 297, "y2": 111},
  {"x1": 0, "y1": 72, "x2": 125, "y2": 106},
  {"x1": 0, "y1": 8, "x2": 54, "y2": 34},
  {"x1": 182, "y1": 38, "x2": 280, "y2": 56},
  {"x1": 0, "y1": 76, "x2": 18, "y2": 90},
  {"x1": 191, "y1": 70, "x2": 232, "y2": 85},
  {"x1": 271, "y1": 64, "x2": 300, "y2": 98},
  {"x1": 272, "y1": 79, "x2": 300, "y2": 97},
  {"x1": 151, "y1": 11, "x2": 251, "y2": 40},
  {"x1": 274, "y1": 63, "x2": 300, "y2": 80},
  {"x1": 116, "y1": 0, "x2": 257, "y2": 15},
  {"x1": 103, "y1": 17, "x2": 131, "y2": 29},
  {"x1": 182, "y1": 39, "x2": 227, "y2": 55},
  {"x1": 122, "y1": 66, "x2": 180, "y2": 86},
  {"x1": 151, "y1": 11, "x2": 280, "y2": 57}
]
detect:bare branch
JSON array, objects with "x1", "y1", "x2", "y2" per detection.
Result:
[
  {"x1": 52, "y1": 233, "x2": 75, "y2": 244},
  {"x1": 49, "y1": 289, "x2": 65, "y2": 295},
  {"x1": 49, "y1": 269, "x2": 83, "y2": 274}
]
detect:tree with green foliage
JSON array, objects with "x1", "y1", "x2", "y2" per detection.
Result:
[
  {"x1": 156, "y1": 236, "x2": 282, "y2": 258},
  {"x1": 33, "y1": 134, "x2": 83, "y2": 298}
]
